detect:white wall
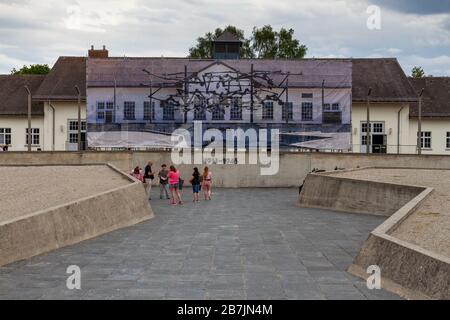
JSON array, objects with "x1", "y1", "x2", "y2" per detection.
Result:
[
  {"x1": 43, "y1": 101, "x2": 87, "y2": 151},
  {"x1": 352, "y1": 103, "x2": 412, "y2": 154},
  {"x1": 409, "y1": 118, "x2": 450, "y2": 155},
  {"x1": 0, "y1": 116, "x2": 44, "y2": 151}
]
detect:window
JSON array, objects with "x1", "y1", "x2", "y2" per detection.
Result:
[
  {"x1": 193, "y1": 98, "x2": 206, "y2": 120},
  {"x1": 0, "y1": 128, "x2": 11, "y2": 145},
  {"x1": 123, "y1": 101, "x2": 135, "y2": 120},
  {"x1": 282, "y1": 102, "x2": 293, "y2": 121},
  {"x1": 144, "y1": 101, "x2": 155, "y2": 121},
  {"x1": 373, "y1": 123, "x2": 383, "y2": 133},
  {"x1": 323, "y1": 103, "x2": 340, "y2": 112},
  {"x1": 68, "y1": 120, "x2": 87, "y2": 143},
  {"x1": 211, "y1": 105, "x2": 225, "y2": 120},
  {"x1": 302, "y1": 93, "x2": 313, "y2": 98},
  {"x1": 301, "y1": 102, "x2": 313, "y2": 121},
  {"x1": 96, "y1": 102, "x2": 105, "y2": 120},
  {"x1": 361, "y1": 122, "x2": 384, "y2": 133},
  {"x1": 262, "y1": 101, "x2": 273, "y2": 120},
  {"x1": 25, "y1": 128, "x2": 40, "y2": 145},
  {"x1": 230, "y1": 98, "x2": 242, "y2": 120},
  {"x1": 162, "y1": 101, "x2": 175, "y2": 120},
  {"x1": 361, "y1": 134, "x2": 368, "y2": 146},
  {"x1": 447, "y1": 132, "x2": 450, "y2": 149},
  {"x1": 97, "y1": 101, "x2": 114, "y2": 122},
  {"x1": 421, "y1": 131, "x2": 431, "y2": 149}
]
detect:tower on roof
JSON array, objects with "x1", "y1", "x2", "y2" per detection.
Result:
[{"x1": 212, "y1": 30, "x2": 242, "y2": 60}]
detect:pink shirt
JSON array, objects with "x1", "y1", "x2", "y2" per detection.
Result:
[{"x1": 168, "y1": 170, "x2": 180, "y2": 185}]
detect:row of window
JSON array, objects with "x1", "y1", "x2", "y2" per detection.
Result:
[
  {"x1": 0, "y1": 128, "x2": 40, "y2": 145},
  {"x1": 96, "y1": 100, "x2": 334, "y2": 122},
  {"x1": 0, "y1": 121, "x2": 87, "y2": 147}
]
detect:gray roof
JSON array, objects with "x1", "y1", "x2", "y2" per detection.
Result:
[
  {"x1": 409, "y1": 77, "x2": 450, "y2": 118},
  {"x1": 214, "y1": 30, "x2": 242, "y2": 42},
  {"x1": 87, "y1": 58, "x2": 353, "y2": 89},
  {"x1": 352, "y1": 58, "x2": 417, "y2": 103},
  {"x1": 0, "y1": 75, "x2": 45, "y2": 116},
  {"x1": 34, "y1": 56, "x2": 86, "y2": 101}
]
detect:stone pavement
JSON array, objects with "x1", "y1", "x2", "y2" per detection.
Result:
[{"x1": 0, "y1": 188, "x2": 400, "y2": 300}]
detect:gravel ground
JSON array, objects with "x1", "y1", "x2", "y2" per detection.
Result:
[
  {"x1": 0, "y1": 165, "x2": 130, "y2": 223},
  {"x1": 330, "y1": 168, "x2": 450, "y2": 258}
]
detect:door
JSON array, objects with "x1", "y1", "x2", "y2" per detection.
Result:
[{"x1": 105, "y1": 110, "x2": 113, "y2": 123}]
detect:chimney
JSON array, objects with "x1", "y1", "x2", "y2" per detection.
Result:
[{"x1": 88, "y1": 45, "x2": 109, "y2": 58}]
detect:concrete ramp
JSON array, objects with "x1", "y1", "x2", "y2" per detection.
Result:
[
  {"x1": 298, "y1": 170, "x2": 450, "y2": 299},
  {"x1": 0, "y1": 164, "x2": 154, "y2": 267}
]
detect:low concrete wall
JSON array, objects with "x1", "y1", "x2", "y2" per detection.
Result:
[
  {"x1": 298, "y1": 173, "x2": 425, "y2": 216},
  {"x1": 298, "y1": 170, "x2": 449, "y2": 299},
  {"x1": 348, "y1": 186, "x2": 450, "y2": 299},
  {"x1": 0, "y1": 164, "x2": 153, "y2": 267},
  {"x1": 2, "y1": 151, "x2": 450, "y2": 188}
]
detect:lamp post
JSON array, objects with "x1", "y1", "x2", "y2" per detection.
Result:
[
  {"x1": 75, "y1": 85, "x2": 81, "y2": 151},
  {"x1": 366, "y1": 87, "x2": 372, "y2": 154},
  {"x1": 417, "y1": 88, "x2": 424, "y2": 155},
  {"x1": 24, "y1": 86, "x2": 32, "y2": 152}
]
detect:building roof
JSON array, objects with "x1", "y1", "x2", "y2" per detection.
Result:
[
  {"x1": 87, "y1": 57, "x2": 353, "y2": 89},
  {"x1": 0, "y1": 75, "x2": 45, "y2": 116},
  {"x1": 409, "y1": 77, "x2": 450, "y2": 118},
  {"x1": 352, "y1": 58, "x2": 417, "y2": 103},
  {"x1": 214, "y1": 30, "x2": 242, "y2": 43},
  {"x1": 34, "y1": 56, "x2": 86, "y2": 101}
]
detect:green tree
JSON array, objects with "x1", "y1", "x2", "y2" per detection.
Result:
[
  {"x1": 411, "y1": 66, "x2": 425, "y2": 78},
  {"x1": 188, "y1": 25, "x2": 307, "y2": 59},
  {"x1": 10, "y1": 64, "x2": 50, "y2": 75}
]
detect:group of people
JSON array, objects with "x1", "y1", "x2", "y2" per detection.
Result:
[{"x1": 130, "y1": 161, "x2": 212, "y2": 206}]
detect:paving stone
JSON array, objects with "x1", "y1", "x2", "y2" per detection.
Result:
[{"x1": 0, "y1": 188, "x2": 399, "y2": 300}]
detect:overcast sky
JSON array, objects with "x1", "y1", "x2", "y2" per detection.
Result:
[{"x1": 1, "y1": 0, "x2": 450, "y2": 76}]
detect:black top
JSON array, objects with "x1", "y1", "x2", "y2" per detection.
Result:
[
  {"x1": 144, "y1": 164, "x2": 153, "y2": 179},
  {"x1": 192, "y1": 172, "x2": 200, "y2": 185}
]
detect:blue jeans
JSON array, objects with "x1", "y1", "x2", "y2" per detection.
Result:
[{"x1": 192, "y1": 184, "x2": 201, "y2": 193}]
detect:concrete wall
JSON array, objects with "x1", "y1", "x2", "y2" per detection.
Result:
[
  {"x1": 0, "y1": 165, "x2": 153, "y2": 267},
  {"x1": 2, "y1": 151, "x2": 450, "y2": 187},
  {"x1": 298, "y1": 173, "x2": 425, "y2": 216}
]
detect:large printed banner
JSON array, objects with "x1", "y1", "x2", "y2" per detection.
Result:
[{"x1": 86, "y1": 58, "x2": 352, "y2": 151}]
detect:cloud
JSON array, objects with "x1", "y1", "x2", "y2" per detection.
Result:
[
  {"x1": 369, "y1": 0, "x2": 450, "y2": 15},
  {"x1": 0, "y1": 0, "x2": 449, "y2": 75}
]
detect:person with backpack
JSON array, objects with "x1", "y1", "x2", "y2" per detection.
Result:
[
  {"x1": 158, "y1": 164, "x2": 170, "y2": 200},
  {"x1": 144, "y1": 161, "x2": 154, "y2": 200},
  {"x1": 190, "y1": 167, "x2": 201, "y2": 202}
]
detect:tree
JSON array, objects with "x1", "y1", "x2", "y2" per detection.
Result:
[
  {"x1": 411, "y1": 66, "x2": 425, "y2": 78},
  {"x1": 188, "y1": 25, "x2": 307, "y2": 59},
  {"x1": 10, "y1": 64, "x2": 50, "y2": 75},
  {"x1": 252, "y1": 25, "x2": 307, "y2": 59}
]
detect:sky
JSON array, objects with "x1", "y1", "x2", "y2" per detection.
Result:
[{"x1": 1, "y1": 0, "x2": 450, "y2": 76}]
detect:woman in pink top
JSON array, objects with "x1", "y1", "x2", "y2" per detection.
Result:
[
  {"x1": 202, "y1": 166, "x2": 212, "y2": 200},
  {"x1": 130, "y1": 166, "x2": 144, "y2": 183},
  {"x1": 168, "y1": 165, "x2": 183, "y2": 205}
]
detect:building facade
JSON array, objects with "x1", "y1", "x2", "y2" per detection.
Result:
[{"x1": 1, "y1": 43, "x2": 450, "y2": 154}]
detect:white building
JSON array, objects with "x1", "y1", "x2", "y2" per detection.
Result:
[
  {"x1": 1, "y1": 42, "x2": 449, "y2": 154},
  {"x1": 0, "y1": 56, "x2": 87, "y2": 151}
]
